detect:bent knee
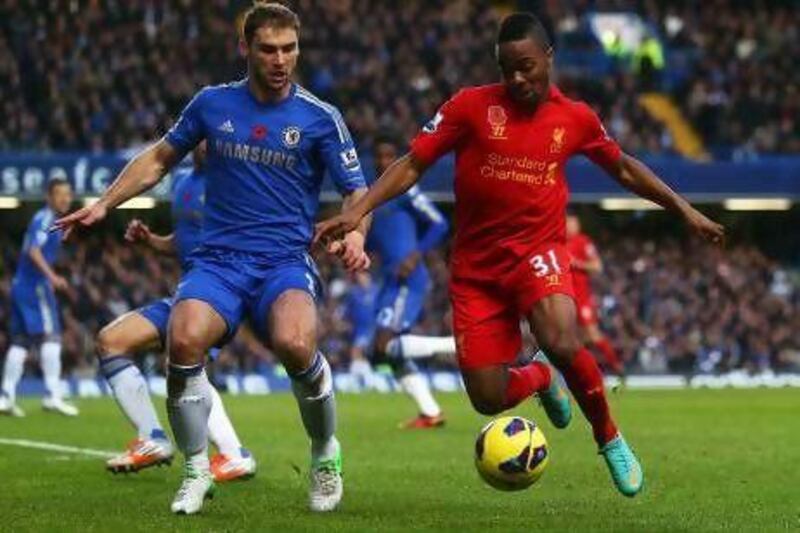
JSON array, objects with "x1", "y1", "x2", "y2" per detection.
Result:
[
  {"x1": 539, "y1": 330, "x2": 582, "y2": 361},
  {"x1": 168, "y1": 326, "x2": 209, "y2": 363},
  {"x1": 96, "y1": 326, "x2": 124, "y2": 358},
  {"x1": 467, "y1": 391, "x2": 506, "y2": 416},
  {"x1": 271, "y1": 332, "x2": 315, "y2": 362}
]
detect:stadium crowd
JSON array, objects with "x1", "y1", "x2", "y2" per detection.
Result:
[
  {"x1": 543, "y1": 0, "x2": 799, "y2": 155},
  {"x1": 1, "y1": 1, "x2": 795, "y2": 156},
  {"x1": 1, "y1": 229, "x2": 797, "y2": 377}
]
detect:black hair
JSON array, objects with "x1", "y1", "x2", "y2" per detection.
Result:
[
  {"x1": 373, "y1": 130, "x2": 403, "y2": 150},
  {"x1": 243, "y1": 2, "x2": 300, "y2": 45},
  {"x1": 497, "y1": 12, "x2": 552, "y2": 51},
  {"x1": 47, "y1": 177, "x2": 69, "y2": 194}
]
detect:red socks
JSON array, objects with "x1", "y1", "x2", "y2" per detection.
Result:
[
  {"x1": 560, "y1": 348, "x2": 618, "y2": 446},
  {"x1": 503, "y1": 361, "x2": 551, "y2": 409},
  {"x1": 592, "y1": 338, "x2": 624, "y2": 375}
]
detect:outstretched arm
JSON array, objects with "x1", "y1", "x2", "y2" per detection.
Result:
[
  {"x1": 314, "y1": 153, "x2": 428, "y2": 244},
  {"x1": 53, "y1": 140, "x2": 181, "y2": 239},
  {"x1": 125, "y1": 219, "x2": 176, "y2": 255},
  {"x1": 609, "y1": 154, "x2": 725, "y2": 244}
]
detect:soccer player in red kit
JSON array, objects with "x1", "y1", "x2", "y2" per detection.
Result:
[
  {"x1": 316, "y1": 13, "x2": 724, "y2": 497},
  {"x1": 566, "y1": 213, "x2": 625, "y2": 376}
]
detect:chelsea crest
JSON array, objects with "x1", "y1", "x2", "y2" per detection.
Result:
[{"x1": 282, "y1": 126, "x2": 301, "y2": 148}]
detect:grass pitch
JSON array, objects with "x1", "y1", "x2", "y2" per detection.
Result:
[{"x1": 1, "y1": 388, "x2": 798, "y2": 532}]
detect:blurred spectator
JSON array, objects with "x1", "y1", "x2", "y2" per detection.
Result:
[
  {"x1": 546, "y1": 0, "x2": 799, "y2": 155},
  {"x1": 597, "y1": 237, "x2": 800, "y2": 374},
  {"x1": 0, "y1": 0, "x2": 679, "y2": 155}
]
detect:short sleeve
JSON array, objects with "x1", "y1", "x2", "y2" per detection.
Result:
[
  {"x1": 410, "y1": 90, "x2": 470, "y2": 166},
  {"x1": 578, "y1": 104, "x2": 622, "y2": 173},
  {"x1": 24, "y1": 213, "x2": 49, "y2": 250},
  {"x1": 318, "y1": 109, "x2": 367, "y2": 194},
  {"x1": 164, "y1": 88, "x2": 208, "y2": 157}
]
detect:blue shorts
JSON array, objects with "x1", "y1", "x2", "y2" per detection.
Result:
[
  {"x1": 9, "y1": 278, "x2": 61, "y2": 340},
  {"x1": 351, "y1": 324, "x2": 376, "y2": 350},
  {"x1": 137, "y1": 297, "x2": 172, "y2": 346},
  {"x1": 375, "y1": 276, "x2": 427, "y2": 334},
  {"x1": 174, "y1": 250, "x2": 322, "y2": 344},
  {"x1": 137, "y1": 296, "x2": 221, "y2": 360}
]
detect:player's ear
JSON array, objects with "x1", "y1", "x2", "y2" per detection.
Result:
[{"x1": 238, "y1": 38, "x2": 249, "y2": 59}]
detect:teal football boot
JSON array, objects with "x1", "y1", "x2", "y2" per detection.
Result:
[
  {"x1": 532, "y1": 351, "x2": 572, "y2": 429},
  {"x1": 600, "y1": 434, "x2": 644, "y2": 497}
]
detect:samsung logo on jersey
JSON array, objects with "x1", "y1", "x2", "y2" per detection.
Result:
[{"x1": 214, "y1": 140, "x2": 297, "y2": 170}]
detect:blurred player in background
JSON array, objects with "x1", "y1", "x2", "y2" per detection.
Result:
[
  {"x1": 316, "y1": 12, "x2": 725, "y2": 498},
  {"x1": 0, "y1": 178, "x2": 78, "y2": 417},
  {"x1": 96, "y1": 141, "x2": 256, "y2": 482},
  {"x1": 56, "y1": 3, "x2": 368, "y2": 515},
  {"x1": 566, "y1": 213, "x2": 625, "y2": 376},
  {"x1": 343, "y1": 270, "x2": 377, "y2": 377},
  {"x1": 367, "y1": 133, "x2": 454, "y2": 429}
]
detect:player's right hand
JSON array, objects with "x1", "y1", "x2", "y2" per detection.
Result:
[
  {"x1": 397, "y1": 251, "x2": 421, "y2": 280},
  {"x1": 50, "y1": 274, "x2": 69, "y2": 293},
  {"x1": 313, "y1": 211, "x2": 361, "y2": 248},
  {"x1": 125, "y1": 219, "x2": 152, "y2": 243},
  {"x1": 683, "y1": 207, "x2": 725, "y2": 246},
  {"x1": 52, "y1": 201, "x2": 108, "y2": 240}
]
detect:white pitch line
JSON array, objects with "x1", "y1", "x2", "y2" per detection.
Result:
[{"x1": 0, "y1": 437, "x2": 117, "y2": 458}]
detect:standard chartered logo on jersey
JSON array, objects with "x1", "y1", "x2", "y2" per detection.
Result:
[
  {"x1": 214, "y1": 140, "x2": 297, "y2": 170},
  {"x1": 479, "y1": 152, "x2": 558, "y2": 186}
]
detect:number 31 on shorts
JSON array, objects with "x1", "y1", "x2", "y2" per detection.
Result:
[{"x1": 529, "y1": 249, "x2": 562, "y2": 278}]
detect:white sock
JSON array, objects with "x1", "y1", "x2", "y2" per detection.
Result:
[
  {"x1": 188, "y1": 450, "x2": 210, "y2": 471},
  {"x1": 2, "y1": 345, "x2": 27, "y2": 403},
  {"x1": 349, "y1": 358, "x2": 373, "y2": 376},
  {"x1": 387, "y1": 335, "x2": 457, "y2": 359},
  {"x1": 40, "y1": 341, "x2": 62, "y2": 400},
  {"x1": 207, "y1": 385, "x2": 244, "y2": 458},
  {"x1": 290, "y1": 352, "x2": 338, "y2": 461},
  {"x1": 107, "y1": 364, "x2": 164, "y2": 440},
  {"x1": 398, "y1": 372, "x2": 441, "y2": 417},
  {"x1": 167, "y1": 364, "x2": 212, "y2": 465}
]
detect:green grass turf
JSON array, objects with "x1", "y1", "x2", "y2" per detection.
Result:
[{"x1": 1, "y1": 389, "x2": 799, "y2": 532}]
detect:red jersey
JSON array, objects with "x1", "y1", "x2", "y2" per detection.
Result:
[
  {"x1": 566, "y1": 232, "x2": 598, "y2": 301},
  {"x1": 410, "y1": 84, "x2": 621, "y2": 281}
]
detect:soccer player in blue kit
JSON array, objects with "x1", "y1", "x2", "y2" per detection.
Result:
[
  {"x1": 343, "y1": 270, "x2": 378, "y2": 376},
  {"x1": 97, "y1": 141, "x2": 256, "y2": 483},
  {"x1": 1, "y1": 178, "x2": 78, "y2": 418},
  {"x1": 56, "y1": 3, "x2": 370, "y2": 515},
  {"x1": 367, "y1": 134, "x2": 456, "y2": 428}
]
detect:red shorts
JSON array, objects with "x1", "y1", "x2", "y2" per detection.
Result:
[
  {"x1": 450, "y1": 243, "x2": 574, "y2": 370},
  {"x1": 575, "y1": 292, "x2": 598, "y2": 326}
]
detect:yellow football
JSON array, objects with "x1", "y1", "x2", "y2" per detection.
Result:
[{"x1": 474, "y1": 416, "x2": 549, "y2": 491}]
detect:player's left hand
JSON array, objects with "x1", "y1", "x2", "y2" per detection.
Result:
[
  {"x1": 314, "y1": 211, "x2": 362, "y2": 248},
  {"x1": 327, "y1": 231, "x2": 371, "y2": 272},
  {"x1": 124, "y1": 219, "x2": 153, "y2": 244},
  {"x1": 683, "y1": 207, "x2": 725, "y2": 246},
  {"x1": 397, "y1": 251, "x2": 421, "y2": 279}
]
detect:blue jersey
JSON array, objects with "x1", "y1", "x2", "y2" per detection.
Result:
[
  {"x1": 14, "y1": 207, "x2": 62, "y2": 285},
  {"x1": 165, "y1": 80, "x2": 365, "y2": 260},
  {"x1": 367, "y1": 185, "x2": 448, "y2": 282},
  {"x1": 170, "y1": 168, "x2": 205, "y2": 269}
]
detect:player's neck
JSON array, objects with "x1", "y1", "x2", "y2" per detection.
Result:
[
  {"x1": 506, "y1": 84, "x2": 552, "y2": 114},
  {"x1": 248, "y1": 77, "x2": 293, "y2": 104}
]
